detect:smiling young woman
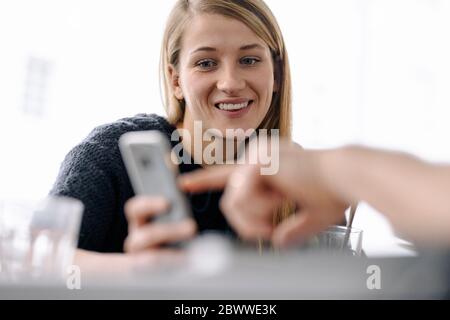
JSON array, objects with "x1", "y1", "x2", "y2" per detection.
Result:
[
  {"x1": 160, "y1": 0, "x2": 295, "y2": 240},
  {"x1": 161, "y1": 0, "x2": 292, "y2": 137},
  {"x1": 51, "y1": 0, "x2": 295, "y2": 269}
]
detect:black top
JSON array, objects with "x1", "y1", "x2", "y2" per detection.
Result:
[{"x1": 50, "y1": 114, "x2": 234, "y2": 253}]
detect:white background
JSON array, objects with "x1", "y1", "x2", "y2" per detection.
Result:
[{"x1": 1, "y1": 0, "x2": 450, "y2": 256}]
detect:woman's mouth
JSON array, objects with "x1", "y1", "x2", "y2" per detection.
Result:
[{"x1": 214, "y1": 100, "x2": 253, "y2": 118}]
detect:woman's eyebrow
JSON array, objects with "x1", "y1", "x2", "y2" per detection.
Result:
[
  {"x1": 190, "y1": 43, "x2": 265, "y2": 55},
  {"x1": 239, "y1": 43, "x2": 265, "y2": 51},
  {"x1": 190, "y1": 46, "x2": 216, "y2": 55}
]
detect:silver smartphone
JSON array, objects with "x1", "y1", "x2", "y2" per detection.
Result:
[{"x1": 119, "y1": 130, "x2": 191, "y2": 223}]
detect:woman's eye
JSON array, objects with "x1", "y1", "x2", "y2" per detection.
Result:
[
  {"x1": 196, "y1": 59, "x2": 217, "y2": 69},
  {"x1": 240, "y1": 57, "x2": 260, "y2": 66}
]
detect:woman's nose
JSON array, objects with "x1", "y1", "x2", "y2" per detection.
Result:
[{"x1": 216, "y1": 66, "x2": 245, "y2": 95}]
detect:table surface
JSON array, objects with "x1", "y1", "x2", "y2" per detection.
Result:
[{"x1": 0, "y1": 248, "x2": 448, "y2": 300}]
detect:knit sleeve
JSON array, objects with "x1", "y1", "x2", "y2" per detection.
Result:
[
  {"x1": 50, "y1": 140, "x2": 119, "y2": 252},
  {"x1": 49, "y1": 114, "x2": 175, "y2": 252}
]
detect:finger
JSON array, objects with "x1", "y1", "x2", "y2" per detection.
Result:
[
  {"x1": 178, "y1": 165, "x2": 237, "y2": 193},
  {"x1": 220, "y1": 196, "x2": 273, "y2": 241},
  {"x1": 225, "y1": 209, "x2": 274, "y2": 241},
  {"x1": 221, "y1": 190, "x2": 280, "y2": 232},
  {"x1": 271, "y1": 211, "x2": 331, "y2": 248},
  {"x1": 221, "y1": 165, "x2": 282, "y2": 224},
  {"x1": 125, "y1": 196, "x2": 170, "y2": 229},
  {"x1": 124, "y1": 219, "x2": 197, "y2": 253}
]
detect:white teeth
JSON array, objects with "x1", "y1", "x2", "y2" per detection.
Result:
[{"x1": 217, "y1": 101, "x2": 249, "y2": 111}]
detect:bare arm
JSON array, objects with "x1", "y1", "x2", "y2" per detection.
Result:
[
  {"x1": 73, "y1": 248, "x2": 185, "y2": 276},
  {"x1": 321, "y1": 146, "x2": 450, "y2": 245},
  {"x1": 180, "y1": 143, "x2": 450, "y2": 247}
]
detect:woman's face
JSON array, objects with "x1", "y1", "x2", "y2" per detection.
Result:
[{"x1": 171, "y1": 14, "x2": 276, "y2": 135}]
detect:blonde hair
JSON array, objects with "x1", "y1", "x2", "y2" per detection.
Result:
[{"x1": 160, "y1": 0, "x2": 294, "y2": 223}]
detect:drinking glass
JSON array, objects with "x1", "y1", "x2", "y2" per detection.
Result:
[
  {"x1": 0, "y1": 196, "x2": 83, "y2": 281},
  {"x1": 314, "y1": 225, "x2": 363, "y2": 256}
]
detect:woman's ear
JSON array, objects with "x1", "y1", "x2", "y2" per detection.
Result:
[{"x1": 168, "y1": 65, "x2": 183, "y2": 100}]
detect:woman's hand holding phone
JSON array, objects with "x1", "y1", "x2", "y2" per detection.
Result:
[
  {"x1": 119, "y1": 130, "x2": 198, "y2": 253},
  {"x1": 123, "y1": 195, "x2": 197, "y2": 253}
]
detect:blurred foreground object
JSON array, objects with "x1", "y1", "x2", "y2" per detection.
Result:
[{"x1": 0, "y1": 196, "x2": 83, "y2": 281}]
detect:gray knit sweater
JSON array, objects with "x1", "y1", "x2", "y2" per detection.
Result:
[{"x1": 50, "y1": 114, "x2": 233, "y2": 252}]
